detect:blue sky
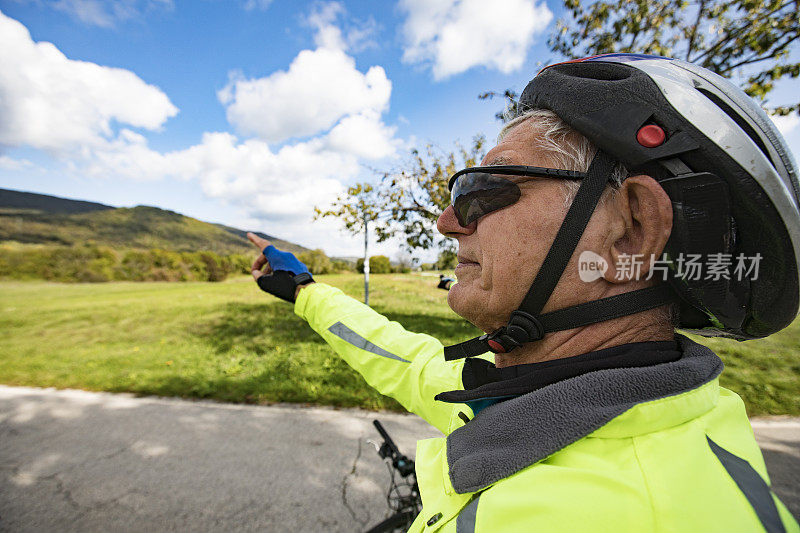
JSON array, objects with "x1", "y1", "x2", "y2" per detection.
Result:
[{"x1": 0, "y1": 0, "x2": 798, "y2": 259}]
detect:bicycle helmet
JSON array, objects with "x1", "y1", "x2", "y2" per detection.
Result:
[{"x1": 444, "y1": 54, "x2": 800, "y2": 360}]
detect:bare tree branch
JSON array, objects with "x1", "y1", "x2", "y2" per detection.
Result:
[{"x1": 686, "y1": 0, "x2": 707, "y2": 61}]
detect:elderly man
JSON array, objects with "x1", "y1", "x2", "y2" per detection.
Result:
[{"x1": 248, "y1": 54, "x2": 800, "y2": 532}]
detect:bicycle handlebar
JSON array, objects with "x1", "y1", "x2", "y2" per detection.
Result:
[
  {"x1": 373, "y1": 420, "x2": 401, "y2": 456},
  {"x1": 372, "y1": 419, "x2": 416, "y2": 478},
  {"x1": 367, "y1": 419, "x2": 422, "y2": 531}
]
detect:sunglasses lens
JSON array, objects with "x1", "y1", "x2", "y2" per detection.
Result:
[{"x1": 451, "y1": 172, "x2": 521, "y2": 225}]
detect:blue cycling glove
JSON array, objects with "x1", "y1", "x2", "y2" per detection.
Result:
[{"x1": 255, "y1": 245, "x2": 314, "y2": 302}]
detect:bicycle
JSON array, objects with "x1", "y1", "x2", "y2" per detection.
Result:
[{"x1": 365, "y1": 420, "x2": 422, "y2": 533}]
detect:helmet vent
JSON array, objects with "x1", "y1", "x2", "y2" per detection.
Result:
[
  {"x1": 560, "y1": 61, "x2": 633, "y2": 81},
  {"x1": 696, "y1": 88, "x2": 773, "y2": 167}
]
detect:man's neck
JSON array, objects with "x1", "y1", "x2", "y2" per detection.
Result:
[{"x1": 492, "y1": 308, "x2": 675, "y2": 368}]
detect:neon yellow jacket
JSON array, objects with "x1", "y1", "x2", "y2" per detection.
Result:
[{"x1": 295, "y1": 283, "x2": 799, "y2": 532}]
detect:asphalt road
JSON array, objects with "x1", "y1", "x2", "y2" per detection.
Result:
[{"x1": 1, "y1": 385, "x2": 798, "y2": 532}]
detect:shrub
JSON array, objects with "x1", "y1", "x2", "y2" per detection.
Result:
[
  {"x1": 371, "y1": 255, "x2": 392, "y2": 273},
  {"x1": 230, "y1": 254, "x2": 252, "y2": 275},
  {"x1": 331, "y1": 259, "x2": 354, "y2": 272},
  {"x1": 0, "y1": 243, "x2": 251, "y2": 283},
  {"x1": 357, "y1": 255, "x2": 392, "y2": 274},
  {"x1": 298, "y1": 249, "x2": 333, "y2": 275},
  {"x1": 198, "y1": 252, "x2": 227, "y2": 282}
]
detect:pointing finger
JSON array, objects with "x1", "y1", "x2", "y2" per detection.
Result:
[{"x1": 247, "y1": 232, "x2": 271, "y2": 251}]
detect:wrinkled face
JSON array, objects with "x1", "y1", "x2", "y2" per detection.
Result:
[{"x1": 437, "y1": 119, "x2": 609, "y2": 332}]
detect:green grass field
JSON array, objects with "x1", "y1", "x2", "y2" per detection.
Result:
[{"x1": 1, "y1": 274, "x2": 798, "y2": 415}]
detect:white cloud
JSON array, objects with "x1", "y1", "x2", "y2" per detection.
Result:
[
  {"x1": 341, "y1": 16, "x2": 379, "y2": 53},
  {"x1": 306, "y1": 1, "x2": 348, "y2": 50},
  {"x1": 770, "y1": 113, "x2": 800, "y2": 137},
  {"x1": 80, "y1": 129, "x2": 358, "y2": 222},
  {"x1": 399, "y1": 0, "x2": 553, "y2": 80},
  {"x1": 49, "y1": 0, "x2": 173, "y2": 28},
  {"x1": 304, "y1": 2, "x2": 378, "y2": 53},
  {"x1": 325, "y1": 111, "x2": 398, "y2": 159},
  {"x1": 0, "y1": 156, "x2": 35, "y2": 171},
  {"x1": 218, "y1": 2, "x2": 391, "y2": 144},
  {"x1": 0, "y1": 10, "x2": 178, "y2": 152},
  {"x1": 218, "y1": 50, "x2": 391, "y2": 144},
  {"x1": 243, "y1": 0, "x2": 273, "y2": 11}
]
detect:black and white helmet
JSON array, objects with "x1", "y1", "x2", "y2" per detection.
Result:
[
  {"x1": 519, "y1": 53, "x2": 800, "y2": 340},
  {"x1": 444, "y1": 53, "x2": 799, "y2": 361}
]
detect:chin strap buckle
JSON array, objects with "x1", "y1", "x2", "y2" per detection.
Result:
[{"x1": 484, "y1": 311, "x2": 544, "y2": 353}]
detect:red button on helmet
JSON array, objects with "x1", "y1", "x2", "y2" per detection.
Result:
[{"x1": 636, "y1": 124, "x2": 666, "y2": 147}]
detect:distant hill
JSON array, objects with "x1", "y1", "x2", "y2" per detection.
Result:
[
  {"x1": 0, "y1": 188, "x2": 309, "y2": 255},
  {"x1": 0, "y1": 188, "x2": 113, "y2": 214}
]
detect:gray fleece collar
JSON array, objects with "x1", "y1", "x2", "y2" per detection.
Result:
[{"x1": 446, "y1": 334, "x2": 723, "y2": 494}]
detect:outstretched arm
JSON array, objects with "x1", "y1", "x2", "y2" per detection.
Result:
[
  {"x1": 247, "y1": 232, "x2": 463, "y2": 433},
  {"x1": 295, "y1": 282, "x2": 463, "y2": 433}
]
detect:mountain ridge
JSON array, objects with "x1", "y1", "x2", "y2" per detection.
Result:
[{"x1": 0, "y1": 187, "x2": 310, "y2": 255}]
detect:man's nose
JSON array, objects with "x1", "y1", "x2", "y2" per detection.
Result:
[{"x1": 437, "y1": 205, "x2": 477, "y2": 236}]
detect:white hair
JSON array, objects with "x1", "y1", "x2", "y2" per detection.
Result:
[{"x1": 499, "y1": 109, "x2": 627, "y2": 205}]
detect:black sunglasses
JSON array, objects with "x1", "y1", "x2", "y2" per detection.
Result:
[{"x1": 448, "y1": 165, "x2": 588, "y2": 226}]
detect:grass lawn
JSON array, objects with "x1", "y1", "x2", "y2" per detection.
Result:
[{"x1": 1, "y1": 274, "x2": 798, "y2": 415}]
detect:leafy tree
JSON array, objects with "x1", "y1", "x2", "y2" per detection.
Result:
[
  {"x1": 552, "y1": 0, "x2": 800, "y2": 115},
  {"x1": 478, "y1": 89, "x2": 521, "y2": 122},
  {"x1": 314, "y1": 182, "x2": 385, "y2": 237},
  {"x1": 370, "y1": 255, "x2": 393, "y2": 274},
  {"x1": 356, "y1": 255, "x2": 392, "y2": 274},
  {"x1": 0, "y1": 244, "x2": 251, "y2": 283},
  {"x1": 315, "y1": 183, "x2": 384, "y2": 303},
  {"x1": 318, "y1": 137, "x2": 487, "y2": 258},
  {"x1": 379, "y1": 137, "x2": 486, "y2": 252},
  {"x1": 331, "y1": 259, "x2": 355, "y2": 272},
  {"x1": 482, "y1": 0, "x2": 799, "y2": 119},
  {"x1": 315, "y1": 138, "x2": 486, "y2": 258},
  {"x1": 436, "y1": 249, "x2": 458, "y2": 270}
]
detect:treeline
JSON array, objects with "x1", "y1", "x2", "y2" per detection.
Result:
[
  {"x1": 356, "y1": 255, "x2": 411, "y2": 274},
  {"x1": 0, "y1": 243, "x2": 246, "y2": 282},
  {"x1": 0, "y1": 244, "x2": 359, "y2": 283}
]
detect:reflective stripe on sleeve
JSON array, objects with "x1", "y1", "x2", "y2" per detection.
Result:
[
  {"x1": 328, "y1": 322, "x2": 410, "y2": 363},
  {"x1": 456, "y1": 494, "x2": 481, "y2": 533},
  {"x1": 706, "y1": 437, "x2": 786, "y2": 533}
]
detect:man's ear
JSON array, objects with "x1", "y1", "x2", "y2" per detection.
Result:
[{"x1": 602, "y1": 175, "x2": 673, "y2": 283}]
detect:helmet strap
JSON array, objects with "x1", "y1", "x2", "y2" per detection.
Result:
[{"x1": 444, "y1": 151, "x2": 675, "y2": 361}]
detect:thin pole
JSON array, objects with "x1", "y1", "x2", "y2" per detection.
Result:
[{"x1": 363, "y1": 215, "x2": 370, "y2": 306}]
